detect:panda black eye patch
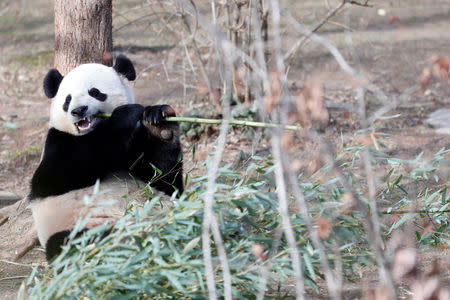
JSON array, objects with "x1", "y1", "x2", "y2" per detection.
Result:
[
  {"x1": 63, "y1": 95, "x2": 72, "y2": 112},
  {"x1": 88, "y1": 88, "x2": 107, "y2": 102}
]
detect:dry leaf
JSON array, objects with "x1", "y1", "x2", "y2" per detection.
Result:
[
  {"x1": 356, "y1": 135, "x2": 372, "y2": 146},
  {"x1": 296, "y1": 88, "x2": 311, "y2": 127},
  {"x1": 251, "y1": 244, "x2": 267, "y2": 261},
  {"x1": 439, "y1": 57, "x2": 449, "y2": 72},
  {"x1": 430, "y1": 54, "x2": 440, "y2": 65},
  {"x1": 418, "y1": 68, "x2": 432, "y2": 93},
  {"x1": 411, "y1": 277, "x2": 443, "y2": 300},
  {"x1": 392, "y1": 248, "x2": 417, "y2": 280},
  {"x1": 295, "y1": 81, "x2": 329, "y2": 127},
  {"x1": 342, "y1": 110, "x2": 352, "y2": 119},
  {"x1": 422, "y1": 219, "x2": 435, "y2": 236},
  {"x1": 232, "y1": 66, "x2": 247, "y2": 99},
  {"x1": 291, "y1": 159, "x2": 302, "y2": 173},
  {"x1": 315, "y1": 217, "x2": 332, "y2": 240},
  {"x1": 368, "y1": 285, "x2": 391, "y2": 300},
  {"x1": 196, "y1": 80, "x2": 209, "y2": 97},
  {"x1": 438, "y1": 61, "x2": 449, "y2": 80},
  {"x1": 307, "y1": 158, "x2": 321, "y2": 175},
  {"x1": 281, "y1": 132, "x2": 294, "y2": 150},
  {"x1": 264, "y1": 71, "x2": 281, "y2": 114},
  {"x1": 341, "y1": 192, "x2": 355, "y2": 215},
  {"x1": 308, "y1": 81, "x2": 329, "y2": 124},
  {"x1": 430, "y1": 54, "x2": 450, "y2": 81}
]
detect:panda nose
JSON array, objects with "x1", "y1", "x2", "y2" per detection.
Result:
[{"x1": 71, "y1": 106, "x2": 88, "y2": 117}]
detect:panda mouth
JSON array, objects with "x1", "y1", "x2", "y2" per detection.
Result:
[{"x1": 74, "y1": 116, "x2": 102, "y2": 132}]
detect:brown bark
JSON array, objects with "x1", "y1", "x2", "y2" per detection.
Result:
[{"x1": 54, "y1": 0, "x2": 112, "y2": 75}]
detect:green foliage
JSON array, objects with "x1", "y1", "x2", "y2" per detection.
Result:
[
  {"x1": 22, "y1": 142, "x2": 449, "y2": 298},
  {"x1": 382, "y1": 147, "x2": 450, "y2": 246},
  {"x1": 23, "y1": 156, "x2": 368, "y2": 299}
]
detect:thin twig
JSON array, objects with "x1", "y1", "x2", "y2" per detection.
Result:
[
  {"x1": 367, "y1": 85, "x2": 420, "y2": 124},
  {"x1": 271, "y1": 134, "x2": 306, "y2": 299},
  {"x1": 345, "y1": 0, "x2": 373, "y2": 8},
  {"x1": 180, "y1": 5, "x2": 213, "y2": 95},
  {"x1": 256, "y1": 227, "x2": 283, "y2": 300},
  {"x1": 344, "y1": 7, "x2": 396, "y2": 296},
  {"x1": 284, "y1": 0, "x2": 346, "y2": 63},
  {"x1": 201, "y1": 108, "x2": 233, "y2": 300},
  {"x1": 283, "y1": 7, "x2": 421, "y2": 127},
  {"x1": 270, "y1": 0, "x2": 305, "y2": 298},
  {"x1": 0, "y1": 276, "x2": 27, "y2": 281},
  {"x1": 281, "y1": 9, "x2": 390, "y2": 104},
  {"x1": 113, "y1": 12, "x2": 171, "y2": 33},
  {"x1": 0, "y1": 259, "x2": 33, "y2": 268},
  {"x1": 201, "y1": 3, "x2": 233, "y2": 297},
  {"x1": 284, "y1": 154, "x2": 341, "y2": 299},
  {"x1": 172, "y1": 0, "x2": 270, "y2": 90}
]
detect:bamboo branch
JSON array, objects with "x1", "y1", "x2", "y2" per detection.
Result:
[
  {"x1": 166, "y1": 116, "x2": 302, "y2": 130},
  {"x1": 97, "y1": 113, "x2": 303, "y2": 131},
  {"x1": 382, "y1": 209, "x2": 450, "y2": 215}
]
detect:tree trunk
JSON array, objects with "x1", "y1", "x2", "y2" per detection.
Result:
[{"x1": 54, "y1": 0, "x2": 112, "y2": 75}]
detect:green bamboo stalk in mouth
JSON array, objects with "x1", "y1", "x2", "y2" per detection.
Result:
[{"x1": 97, "y1": 113, "x2": 302, "y2": 131}]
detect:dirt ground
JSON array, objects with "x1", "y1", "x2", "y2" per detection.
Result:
[{"x1": 0, "y1": 0, "x2": 449, "y2": 299}]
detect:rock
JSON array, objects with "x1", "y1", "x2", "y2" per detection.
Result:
[
  {"x1": 0, "y1": 189, "x2": 21, "y2": 208},
  {"x1": 426, "y1": 108, "x2": 450, "y2": 134}
]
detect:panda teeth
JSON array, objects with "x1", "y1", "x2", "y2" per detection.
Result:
[
  {"x1": 75, "y1": 116, "x2": 103, "y2": 133},
  {"x1": 75, "y1": 116, "x2": 93, "y2": 131}
]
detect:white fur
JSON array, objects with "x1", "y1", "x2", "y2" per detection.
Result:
[
  {"x1": 50, "y1": 63, "x2": 135, "y2": 135},
  {"x1": 33, "y1": 62, "x2": 139, "y2": 248},
  {"x1": 31, "y1": 174, "x2": 145, "y2": 247}
]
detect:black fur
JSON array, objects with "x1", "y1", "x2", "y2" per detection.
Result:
[
  {"x1": 71, "y1": 105, "x2": 88, "y2": 117},
  {"x1": 30, "y1": 104, "x2": 183, "y2": 200},
  {"x1": 45, "y1": 230, "x2": 72, "y2": 260},
  {"x1": 88, "y1": 87, "x2": 107, "y2": 102},
  {"x1": 129, "y1": 105, "x2": 183, "y2": 196},
  {"x1": 63, "y1": 95, "x2": 72, "y2": 112},
  {"x1": 43, "y1": 69, "x2": 64, "y2": 98},
  {"x1": 113, "y1": 54, "x2": 136, "y2": 81},
  {"x1": 33, "y1": 104, "x2": 183, "y2": 259},
  {"x1": 35, "y1": 55, "x2": 183, "y2": 260},
  {"x1": 45, "y1": 228, "x2": 111, "y2": 260}
]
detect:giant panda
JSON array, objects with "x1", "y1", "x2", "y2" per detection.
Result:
[{"x1": 29, "y1": 55, "x2": 183, "y2": 260}]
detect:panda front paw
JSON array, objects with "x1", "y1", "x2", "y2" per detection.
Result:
[
  {"x1": 110, "y1": 104, "x2": 145, "y2": 130},
  {"x1": 142, "y1": 105, "x2": 178, "y2": 141},
  {"x1": 143, "y1": 105, "x2": 176, "y2": 125}
]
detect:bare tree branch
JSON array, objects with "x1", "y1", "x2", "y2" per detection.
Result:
[
  {"x1": 270, "y1": 1, "x2": 305, "y2": 298},
  {"x1": 343, "y1": 9, "x2": 396, "y2": 296},
  {"x1": 284, "y1": 155, "x2": 341, "y2": 300},
  {"x1": 284, "y1": 0, "x2": 346, "y2": 63},
  {"x1": 271, "y1": 133, "x2": 305, "y2": 299}
]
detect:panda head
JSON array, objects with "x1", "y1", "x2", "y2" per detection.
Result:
[{"x1": 43, "y1": 55, "x2": 136, "y2": 135}]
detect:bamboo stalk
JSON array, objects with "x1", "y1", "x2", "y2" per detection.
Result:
[
  {"x1": 167, "y1": 116, "x2": 302, "y2": 130},
  {"x1": 98, "y1": 113, "x2": 302, "y2": 131},
  {"x1": 381, "y1": 209, "x2": 450, "y2": 215}
]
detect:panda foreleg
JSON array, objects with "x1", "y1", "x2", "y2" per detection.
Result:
[{"x1": 129, "y1": 105, "x2": 184, "y2": 196}]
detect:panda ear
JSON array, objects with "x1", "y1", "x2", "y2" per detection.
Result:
[
  {"x1": 113, "y1": 54, "x2": 136, "y2": 81},
  {"x1": 43, "y1": 69, "x2": 63, "y2": 98}
]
